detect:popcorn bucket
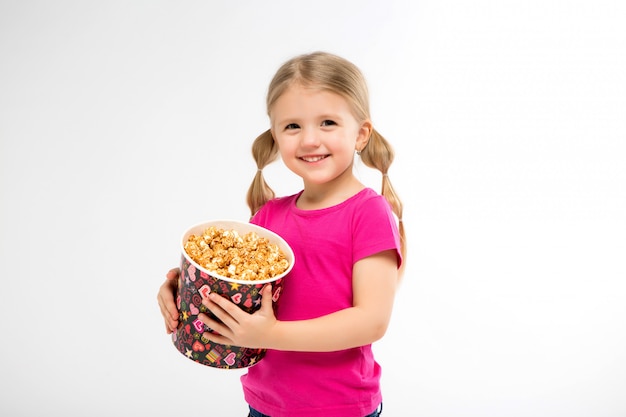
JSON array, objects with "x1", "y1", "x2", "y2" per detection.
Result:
[{"x1": 172, "y1": 220, "x2": 294, "y2": 369}]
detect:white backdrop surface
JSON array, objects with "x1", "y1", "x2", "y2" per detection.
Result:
[{"x1": 1, "y1": 1, "x2": 624, "y2": 416}]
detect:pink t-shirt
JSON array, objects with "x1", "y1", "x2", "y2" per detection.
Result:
[{"x1": 241, "y1": 188, "x2": 402, "y2": 417}]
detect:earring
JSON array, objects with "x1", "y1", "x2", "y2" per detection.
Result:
[{"x1": 356, "y1": 150, "x2": 361, "y2": 156}]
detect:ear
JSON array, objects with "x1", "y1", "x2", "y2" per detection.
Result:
[
  {"x1": 356, "y1": 119, "x2": 373, "y2": 152},
  {"x1": 269, "y1": 127, "x2": 278, "y2": 147}
]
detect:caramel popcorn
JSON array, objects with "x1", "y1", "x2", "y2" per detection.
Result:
[{"x1": 184, "y1": 226, "x2": 290, "y2": 280}]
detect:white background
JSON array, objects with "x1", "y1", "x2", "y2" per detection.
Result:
[{"x1": 1, "y1": 1, "x2": 625, "y2": 416}]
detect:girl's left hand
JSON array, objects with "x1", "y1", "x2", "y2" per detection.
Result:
[{"x1": 198, "y1": 284, "x2": 276, "y2": 349}]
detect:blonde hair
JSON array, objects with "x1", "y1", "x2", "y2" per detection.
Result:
[{"x1": 246, "y1": 51, "x2": 406, "y2": 273}]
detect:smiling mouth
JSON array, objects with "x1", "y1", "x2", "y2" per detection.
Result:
[{"x1": 300, "y1": 155, "x2": 328, "y2": 162}]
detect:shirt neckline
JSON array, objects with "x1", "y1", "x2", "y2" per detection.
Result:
[{"x1": 290, "y1": 188, "x2": 373, "y2": 216}]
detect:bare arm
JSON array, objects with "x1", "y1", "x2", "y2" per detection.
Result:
[{"x1": 200, "y1": 250, "x2": 398, "y2": 351}]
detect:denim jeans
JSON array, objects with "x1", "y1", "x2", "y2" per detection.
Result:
[{"x1": 248, "y1": 403, "x2": 382, "y2": 417}]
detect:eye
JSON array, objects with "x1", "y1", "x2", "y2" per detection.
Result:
[
  {"x1": 285, "y1": 123, "x2": 300, "y2": 130},
  {"x1": 321, "y1": 120, "x2": 337, "y2": 126}
]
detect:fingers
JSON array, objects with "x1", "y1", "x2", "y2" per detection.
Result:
[
  {"x1": 198, "y1": 313, "x2": 231, "y2": 342},
  {"x1": 157, "y1": 291, "x2": 179, "y2": 333},
  {"x1": 201, "y1": 294, "x2": 240, "y2": 326},
  {"x1": 198, "y1": 297, "x2": 237, "y2": 344},
  {"x1": 261, "y1": 284, "x2": 274, "y2": 312},
  {"x1": 202, "y1": 330, "x2": 234, "y2": 346},
  {"x1": 165, "y1": 267, "x2": 180, "y2": 283},
  {"x1": 157, "y1": 268, "x2": 180, "y2": 334},
  {"x1": 199, "y1": 285, "x2": 276, "y2": 348}
]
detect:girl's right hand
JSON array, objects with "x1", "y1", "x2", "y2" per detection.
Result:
[{"x1": 157, "y1": 267, "x2": 180, "y2": 334}]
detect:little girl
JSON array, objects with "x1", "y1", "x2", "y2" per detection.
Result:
[{"x1": 158, "y1": 51, "x2": 406, "y2": 417}]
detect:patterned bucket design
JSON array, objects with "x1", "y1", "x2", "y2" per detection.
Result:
[{"x1": 171, "y1": 220, "x2": 293, "y2": 369}]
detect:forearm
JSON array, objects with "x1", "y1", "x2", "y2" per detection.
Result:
[
  {"x1": 264, "y1": 251, "x2": 399, "y2": 352},
  {"x1": 267, "y1": 305, "x2": 392, "y2": 352}
]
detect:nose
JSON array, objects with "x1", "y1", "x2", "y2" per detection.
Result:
[{"x1": 300, "y1": 127, "x2": 320, "y2": 147}]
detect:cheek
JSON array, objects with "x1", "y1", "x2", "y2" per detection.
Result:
[
  {"x1": 274, "y1": 135, "x2": 293, "y2": 150},
  {"x1": 275, "y1": 139, "x2": 296, "y2": 161}
]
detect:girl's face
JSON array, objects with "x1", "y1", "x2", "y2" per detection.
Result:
[{"x1": 270, "y1": 84, "x2": 371, "y2": 189}]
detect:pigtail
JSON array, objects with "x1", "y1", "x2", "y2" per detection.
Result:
[
  {"x1": 360, "y1": 129, "x2": 407, "y2": 277},
  {"x1": 246, "y1": 129, "x2": 279, "y2": 217}
]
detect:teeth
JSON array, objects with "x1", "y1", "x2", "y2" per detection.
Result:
[{"x1": 301, "y1": 156, "x2": 326, "y2": 162}]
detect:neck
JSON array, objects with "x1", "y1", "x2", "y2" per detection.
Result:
[{"x1": 298, "y1": 171, "x2": 364, "y2": 210}]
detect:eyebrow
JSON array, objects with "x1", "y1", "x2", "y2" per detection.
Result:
[{"x1": 319, "y1": 114, "x2": 343, "y2": 121}]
